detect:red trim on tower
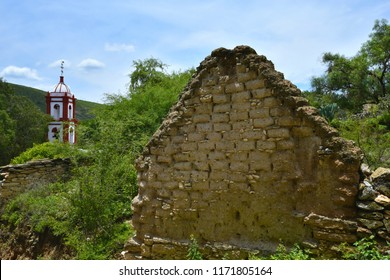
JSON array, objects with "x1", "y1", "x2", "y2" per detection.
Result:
[
  {"x1": 46, "y1": 92, "x2": 51, "y2": 114},
  {"x1": 46, "y1": 75, "x2": 78, "y2": 144}
]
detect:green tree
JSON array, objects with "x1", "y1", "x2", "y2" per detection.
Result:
[
  {"x1": 129, "y1": 58, "x2": 167, "y2": 93},
  {"x1": 332, "y1": 115, "x2": 390, "y2": 168},
  {"x1": 0, "y1": 110, "x2": 16, "y2": 163},
  {"x1": 311, "y1": 19, "x2": 390, "y2": 112},
  {"x1": 0, "y1": 78, "x2": 48, "y2": 165},
  {"x1": 362, "y1": 19, "x2": 390, "y2": 100}
]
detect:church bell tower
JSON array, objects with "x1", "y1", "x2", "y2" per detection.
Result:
[{"x1": 46, "y1": 61, "x2": 77, "y2": 144}]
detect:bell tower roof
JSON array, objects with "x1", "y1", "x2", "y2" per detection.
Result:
[
  {"x1": 50, "y1": 61, "x2": 72, "y2": 96},
  {"x1": 52, "y1": 76, "x2": 71, "y2": 94}
]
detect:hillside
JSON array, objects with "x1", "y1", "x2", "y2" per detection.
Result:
[{"x1": 9, "y1": 83, "x2": 104, "y2": 121}]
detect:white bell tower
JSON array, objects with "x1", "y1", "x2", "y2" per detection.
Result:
[{"x1": 46, "y1": 61, "x2": 77, "y2": 144}]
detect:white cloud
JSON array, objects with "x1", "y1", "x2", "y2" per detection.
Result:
[
  {"x1": 104, "y1": 43, "x2": 135, "y2": 52},
  {"x1": 0, "y1": 65, "x2": 42, "y2": 80},
  {"x1": 77, "y1": 59, "x2": 105, "y2": 70}
]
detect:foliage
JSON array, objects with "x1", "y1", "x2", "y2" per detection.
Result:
[
  {"x1": 319, "y1": 103, "x2": 339, "y2": 122},
  {"x1": 305, "y1": 21, "x2": 390, "y2": 169},
  {"x1": 311, "y1": 19, "x2": 390, "y2": 112},
  {"x1": 1, "y1": 179, "x2": 133, "y2": 259},
  {"x1": 249, "y1": 238, "x2": 389, "y2": 260},
  {"x1": 0, "y1": 110, "x2": 16, "y2": 164},
  {"x1": 249, "y1": 243, "x2": 312, "y2": 260},
  {"x1": 187, "y1": 235, "x2": 203, "y2": 260},
  {"x1": 11, "y1": 141, "x2": 89, "y2": 165},
  {"x1": 0, "y1": 79, "x2": 48, "y2": 165},
  {"x1": 2, "y1": 182, "x2": 72, "y2": 235},
  {"x1": 331, "y1": 114, "x2": 390, "y2": 168},
  {"x1": 339, "y1": 236, "x2": 390, "y2": 260},
  {"x1": 269, "y1": 243, "x2": 311, "y2": 260},
  {"x1": 129, "y1": 58, "x2": 168, "y2": 92}
]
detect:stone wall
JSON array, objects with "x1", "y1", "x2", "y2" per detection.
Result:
[
  {"x1": 357, "y1": 167, "x2": 390, "y2": 240},
  {"x1": 125, "y1": 46, "x2": 365, "y2": 259},
  {"x1": 0, "y1": 158, "x2": 71, "y2": 205}
]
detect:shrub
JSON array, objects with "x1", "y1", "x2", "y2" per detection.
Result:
[
  {"x1": 11, "y1": 142, "x2": 89, "y2": 165},
  {"x1": 2, "y1": 182, "x2": 72, "y2": 235},
  {"x1": 269, "y1": 243, "x2": 311, "y2": 260},
  {"x1": 187, "y1": 235, "x2": 203, "y2": 260},
  {"x1": 249, "y1": 243, "x2": 311, "y2": 260},
  {"x1": 319, "y1": 103, "x2": 339, "y2": 122},
  {"x1": 1, "y1": 176, "x2": 134, "y2": 260},
  {"x1": 331, "y1": 115, "x2": 390, "y2": 168},
  {"x1": 339, "y1": 236, "x2": 390, "y2": 260}
]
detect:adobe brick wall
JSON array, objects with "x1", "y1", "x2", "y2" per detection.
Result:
[{"x1": 125, "y1": 46, "x2": 364, "y2": 259}]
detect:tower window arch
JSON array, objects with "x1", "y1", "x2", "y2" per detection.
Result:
[
  {"x1": 53, "y1": 104, "x2": 60, "y2": 119},
  {"x1": 51, "y1": 127, "x2": 59, "y2": 139}
]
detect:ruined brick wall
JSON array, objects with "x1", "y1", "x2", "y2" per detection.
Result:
[
  {"x1": 0, "y1": 158, "x2": 71, "y2": 205},
  {"x1": 125, "y1": 46, "x2": 363, "y2": 259}
]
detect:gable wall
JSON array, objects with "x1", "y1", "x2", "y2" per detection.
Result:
[{"x1": 126, "y1": 46, "x2": 363, "y2": 259}]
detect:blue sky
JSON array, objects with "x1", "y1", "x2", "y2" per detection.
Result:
[{"x1": 0, "y1": 0, "x2": 389, "y2": 103}]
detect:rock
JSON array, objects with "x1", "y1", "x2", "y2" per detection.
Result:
[
  {"x1": 357, "y1": 218, "x2": 384, "y2": 229},
  {"x1": 362, "y1": 180, "x2": 373, "y2": 188},
  {"x1": 384, "y1": 219, "x2": 390, "y2": 233},
  {"x1": 303, "y1": 213, "x2": 357, "y2": 232},
  {"x1": 360, "y1": 163, "x2": 372, "y2": 177},
  {"x1": 374, "y1": 194, "x2": 390, "y2": 207},
  {"x1": 356, "y1": 201, "x2": 384, "y2": 211},
  {"x1": 302, "y1": 240, "x2": 318, "y2": 249},
  {"x1": 357, "y1": 226, "x2": 373, "y2": 238},
  {"x1": 141, "y1": 244, "x2": 151, "y2": 257},
  {"x1": 376, "y1": 184, "x2": 390, "y2": 197},
  {"x1": 124, "y1": 238, "x2": 142, "y2": 253},
  {"x1": 358, "y1": 211, "x2": 384, "y2": 220},
  {"x1": 377, "y1": 230, "x2": 390, "y2": 241},
  {"x1": 358, "y1": 181, "x2": 379, "y2": 200},
  {"x1": 371, "y1": 167, "x2": 390, "y2": 182},
  {"x1": 313, "y1": 230, "x2": 357, "y2": 243},
  {"x1": 152, "y1": 243, "x2": 178, "y2": 257}
]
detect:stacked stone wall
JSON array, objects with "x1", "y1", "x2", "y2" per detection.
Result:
[
  {"x1": 356, "y1": 167, "x2": 390, "y2": 241},
  {"x1": 125, "y1": 46, "x2": 369, "y2": 259},
  {"x1": 0, "y1": 158, "x2": 71, "y2": 205}
]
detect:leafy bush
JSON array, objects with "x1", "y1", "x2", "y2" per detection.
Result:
[
  {"x1": 11, "y1": 142, "x2": 89, "y2": 165},
  {"x1": 319, "y1": 103, "x2": 339, "y2": 122},
  {"x1": 1, "y1": 177, "x2": 134, "y2": 259},
  {"x1": 269, "y1": 243, "x2": 312, "y2": 260},
  {"x1": 339, "y1": 236, "x2": 390, "y2": 260},
  {"x1": 187, "y1": 235, "x2": 203, "y2": 260},
  {"x1": 0, "y1": 79, "x2": 48, "y2": 165},
  {"x1": 331, "y1": 115, "x2": 390, "y2": 168},
  {"x1": 249, "y1": 242, "x2": 311, "y2": 260},
  {"x1": 2, "y1": 182, "x2": 72, "y2": 235}
]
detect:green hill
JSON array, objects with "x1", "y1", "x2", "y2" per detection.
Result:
[{"x1": 9, "y1": 83, "x2": 104, "y2": 121}]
